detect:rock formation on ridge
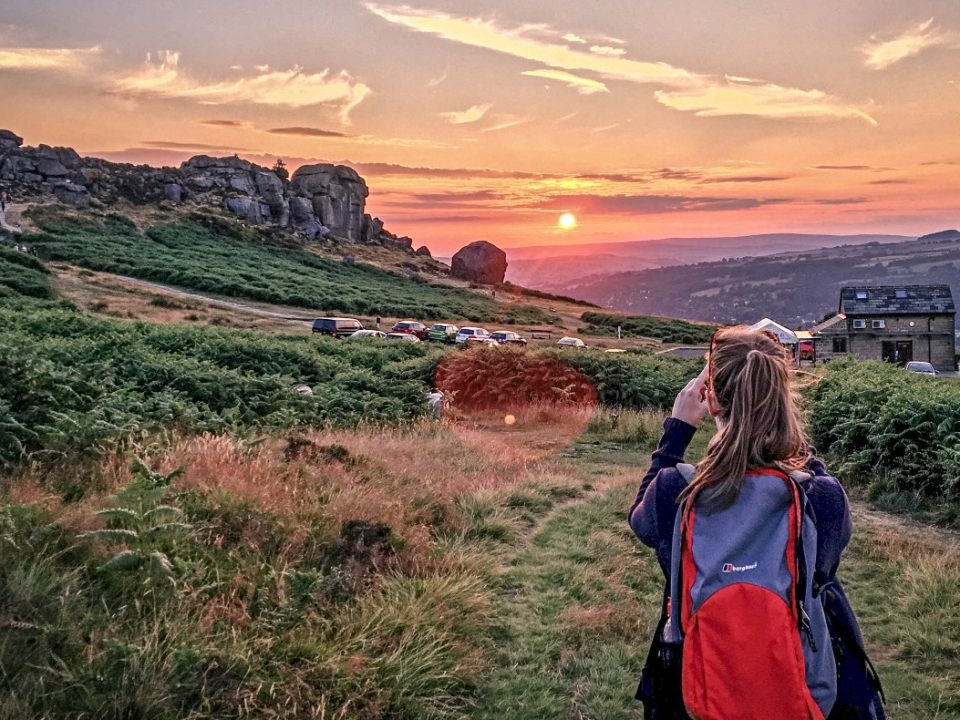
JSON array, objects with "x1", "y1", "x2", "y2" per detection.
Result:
[{"x1": 0, "y1": 129, "x2": 417, "y2": 253}]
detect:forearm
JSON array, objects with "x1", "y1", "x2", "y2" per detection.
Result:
[{"x1": 628, "y1": 417, "x2": 696, "y2": 518}]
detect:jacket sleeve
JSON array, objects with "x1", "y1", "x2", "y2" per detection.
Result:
[
  {"x1": 628, "y1": 417, "x2": 697, "y2": 547},
  {"x1": 805, "y1": 454, "x2": 852, "y2": 581}
]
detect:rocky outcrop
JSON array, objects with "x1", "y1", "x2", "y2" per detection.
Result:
[
  {"x1": 451, "y1": 241, "x2": 508, "y2": 284},
  {"x1": 415, "y1": 245, "x2": 432, "y2": 258},
  {"x1": 0, "y1": 129, "x2": 412, "y2": 252}
]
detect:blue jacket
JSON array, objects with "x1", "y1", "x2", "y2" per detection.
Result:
[{"x1": 629, "y1": 417, "x2": 885, "y2": 719}]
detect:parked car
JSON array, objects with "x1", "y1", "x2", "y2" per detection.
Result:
[
  {"x1": 391, "y1": 320, "x2": 428, "y2": 339},
  {"x1": 905, "y1": 361, "x2": 938, "y2": 375},
  {"x1": 386, "y1": 332, "x2": 420, "y2": 342},
  {"x1": 489, "y1": 330, "x2": 527, "y2": 346},
  {"x1": 455, "y1": 327, "x2": 492, "y2": 344},
  {"x1": 426, "y1": 323, "x2": 459, "y2": 343},
  {"x1": 345, "y1": 329, "x2": 387, "y2": 340},
  {"x1": 312, "y1": 317, "x2": 363, "y2": 338},
  {"x1": 556, "y1": 336, "x2": 586, "y2": 349}
]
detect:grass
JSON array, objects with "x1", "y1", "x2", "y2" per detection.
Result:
[
  {"x1": 23, "y1": 206, "x2": 548, "y2": 324},
  {"x1": 2, "y1": 402, "x2": 959, "y2": 718}
]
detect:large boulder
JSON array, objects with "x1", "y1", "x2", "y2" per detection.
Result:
[{"x1": 451, "y1": 241, "x2": 508, "y2": 284}]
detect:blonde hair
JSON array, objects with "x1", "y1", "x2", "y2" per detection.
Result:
[{"x1": 681, "y1": 326, "x2": 811, "y2": 508}]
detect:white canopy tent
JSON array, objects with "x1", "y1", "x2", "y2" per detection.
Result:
[{"x1": 747, "y1": 317, "x2": 798, "y2": 345}]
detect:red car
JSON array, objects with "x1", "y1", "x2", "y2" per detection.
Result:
[{"x1": 390, "y1": 320, "x2": 428, "y2": 339}]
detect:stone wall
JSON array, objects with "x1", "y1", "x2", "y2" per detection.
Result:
[{"x1": 0, "y1": 129, "x2": 414, "y2": 252}]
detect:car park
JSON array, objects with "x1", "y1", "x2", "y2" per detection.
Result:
[
  {"x1": 905, "y1": 361, "x2": 938, "y2": 375},
  {"x1": 386, "y1": 332, "x2": 420, "y2": 342},
  {"x1": 556, "y1": 336, "x2": 586, "y2": 349},
  {"x1": 312, "y1": 317, "x2": 363, "y2": 338},
  {"x1": 345, "y1": 329, "x2": 387, "y2": 340},
  {"x1": 390, "y1": 321, "x2": 428, "y2": 339},
  {"x1": 426, "y1": 323, "x2": 460, "y2": 343},
  {"x1": 489, "y1": 330, "x2": 527, "y2": 346}
]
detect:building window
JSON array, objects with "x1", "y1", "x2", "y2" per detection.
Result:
[
  {"x1": 895, "y1": 289, "x2": 907, "y2": 299},
  {"x1": 852, "y1": 319, "x2": 866, "y2": 329},
  {"x1": 832, "y1": 338, "x2": 847, "y2": 353},
  {"x1": 855, "y1": 290, "x2": 868, "y2": 300},
  {"x1": 872, "y1": 319, "x2": 886, "y2": 329}
]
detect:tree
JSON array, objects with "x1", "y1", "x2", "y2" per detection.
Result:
[{"x1": 273, "y1": 158, "x2": 289, "y2": 181}]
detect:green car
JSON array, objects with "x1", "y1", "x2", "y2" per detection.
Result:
[{"x1": 426, "y1": 323, "x2": 459, "y2": 343}]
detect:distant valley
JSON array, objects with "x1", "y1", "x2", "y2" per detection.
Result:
[
  {"x1": 554, "y1": 230, "x2": 960, "y2": 328},
  {"x1": 503, "y1": 233, "x2": 912, "y2": 289}
]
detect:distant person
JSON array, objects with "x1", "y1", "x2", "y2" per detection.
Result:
[
  {"x1": 0, "y1": 190, "x2": 7, "y2": 213},
  {"x1": 376, "y1": 316, "x2": 381, "y2": 330},
  {"x1": 426, "y1": 388, "x2": 445, "y2": 417},
  {"x1": 630, "y1": 327, "x2": 885, "y2": 719}
]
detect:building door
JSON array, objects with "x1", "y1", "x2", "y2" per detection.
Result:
[
  {"x1": 881, "y1": 341, "x2": 895, "y2": 363},
  {"x1": 895, "y1": 341, "x2": 913, "y2": 366}
]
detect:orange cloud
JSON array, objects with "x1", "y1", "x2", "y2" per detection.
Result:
[
  {"x1": 438, "y1": 103, "x2": 492, "y2": 124},
  {"x1": 654, "y1": 77, "x2": 878, "y2": 125},
  {"x1": 521, "y1": 69, "x2": 608, "y2": 94},
  {"x1": 862, "y1": 18, "x2": 953, "y2": 70},
  {"x1": 0, "y1": 45, "x2": 100, "y2": 71},
  {"x1": 112, "y1": 50, "x2": 371, "y2": 123},
  {"x1": 366, "y1": 4, "x2": 876, "y2": 124}
]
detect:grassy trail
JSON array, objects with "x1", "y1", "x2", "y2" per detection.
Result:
[{"x1": 469, "y1": 423, "x2": 960, "y2": 719}]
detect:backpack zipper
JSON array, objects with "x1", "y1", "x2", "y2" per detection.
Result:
[{"x1": 799, "y1": 601, "x2": 818, "y2": 652}]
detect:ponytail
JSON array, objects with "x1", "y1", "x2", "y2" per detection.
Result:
[{"x1": 681, "y1": 328, "x2": 810, "y2": 508}]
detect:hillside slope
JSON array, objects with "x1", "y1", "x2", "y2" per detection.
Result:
[
  {"x1": 504, "y1": 233, "x2": 912, "y2": 289},
  {"x1": 563, "y1": 231, "x2": 960, "y2": 327}
]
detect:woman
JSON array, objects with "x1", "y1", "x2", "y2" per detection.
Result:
[{"x1": 629, "y1": 327, "x2": 884, "y2": 719}]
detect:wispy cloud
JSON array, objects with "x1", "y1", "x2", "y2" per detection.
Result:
[
  {"x1": 590, "y1": 45, "x2": 625, "y2": 57},
  {"x1": 654, "y1": 76, "x2": 877, "y2": 125},
  {"x1": 112, "y1": 50, "x2": 371, "y2": 123},
  {"x1": 481, "y1": 116, "x2": 531, "y2": 132},
  {"x1": 521, "y1": 68, "x2": 608, "y2": 95},
  {"x1": 366, "y1": 4, "x2": 875, "y2": 124},
  {"x1": 199, "y1": 119, "x2": 250, "y2": 128},
  {"x1": 0, "y1": 45, "x2": 100, "y2": 71},
  {"x1": 427, "y1": 67, "x2": 449, "y2": 87},
  {"x1": 365, "y1": 4, "x2": 700, "y2": 86},
  {"x1": 532, "y1": 193, "x2": 791, "y2": 214},
  {"x1": 267, "y1": 126, "x2": 350, "y2": 138},
  {"x1": 142, "y1": 140, "x2": 253, "y2": 151},
  {"x1": 591, "y1": 122, "x2": 621, "y2": 134},
  {"x1": 562, "y1": 33, "x2": 586, "y2": 44},
  {"x1": 862, "y1": 18, "x2": 952, "y2": 70},
  {"x1": 438, "y1": 102, "x2": 492, "y2": 124}
]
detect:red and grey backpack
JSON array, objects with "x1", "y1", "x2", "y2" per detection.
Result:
[{"x1": 666, "y1": 463, "x2": 837, "y2": 720}]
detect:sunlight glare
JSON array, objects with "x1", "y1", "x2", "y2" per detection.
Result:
[{"x1": 558, "y1": 212, "x2": 577, "y2": 229}]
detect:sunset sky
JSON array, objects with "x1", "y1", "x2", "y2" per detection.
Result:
[{"x1": 1, "y1": 0, "x2": 959, "y2": 255}]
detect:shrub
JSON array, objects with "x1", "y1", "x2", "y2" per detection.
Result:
[
  {"x1": 808, "y1": 359, "x2": 960, "y2": 504},
  {"x1": 579, "y1": 311, "x2": 715, "y2": 344}
]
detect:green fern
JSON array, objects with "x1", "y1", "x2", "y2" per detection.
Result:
[{"x1": 77, "y1": 460, "x2": 191, "y2": 576}]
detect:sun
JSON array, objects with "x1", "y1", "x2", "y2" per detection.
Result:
[{"x1": 558, "y1": 212, "x2": 577, "y2": 229}]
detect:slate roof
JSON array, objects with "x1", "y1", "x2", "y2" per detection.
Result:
[{"x1": 839, "y1": 285, "x2": 955, "y2": 316}]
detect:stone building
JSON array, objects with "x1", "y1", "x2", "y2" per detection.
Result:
[{"x1": 812, "y1": 285, "x2": 956, "y2": 371}]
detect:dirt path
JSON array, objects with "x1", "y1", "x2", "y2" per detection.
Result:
[{"x1": 467, "y1": 422, "x2": 960, "y2": 719}]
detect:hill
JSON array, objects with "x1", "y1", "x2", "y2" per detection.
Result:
[
  {"x1": 562, "y1": 233, "x2": 960, "y2": 327},
  {"x1": 504, "y1": 233, "x2": 912, "y2": 290}
]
